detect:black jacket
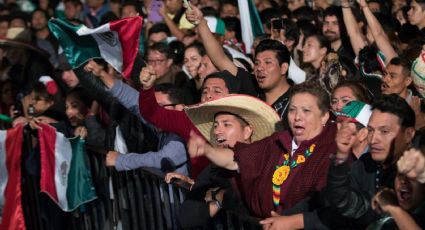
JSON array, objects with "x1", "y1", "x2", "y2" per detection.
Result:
[{"x1": 322, "y1": 153, "x2": 396, "y2": 229}]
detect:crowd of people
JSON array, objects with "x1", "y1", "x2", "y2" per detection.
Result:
[{"x1": 1, "y1": 0, "x2": 425, "y2": 229}]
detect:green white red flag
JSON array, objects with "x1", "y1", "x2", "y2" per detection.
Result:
[
  {"x1": 48, "y1": 16, "x2": 143, "y2": 79},
  {"x1": 0, "y1": 125, "x2": 26, "y2": 230},
  {"x1": 38, "y1": 123, "x2": 97, "y2": 212}
]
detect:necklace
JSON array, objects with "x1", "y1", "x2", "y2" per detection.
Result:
[{"x1": 272, "y1": 143, "x2": 316, "y2": 206}]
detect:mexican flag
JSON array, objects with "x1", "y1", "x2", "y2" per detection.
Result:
[
  {"x1": 38, "y1": 123, "x2": 97, "y2": 212},
  {"x1": 48, "y1": 16, "x2": 143, "y2": 79},
  {"x1": 0, "y1": 125, "x2": 26, "y2": 230},
  {"x1": 238, "y1": 0, "x2": 264, "y2": 54}
]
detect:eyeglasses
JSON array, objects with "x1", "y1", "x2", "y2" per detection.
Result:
[{"x1": 147, "y1": 59, "x2": 167, "y2": 65}]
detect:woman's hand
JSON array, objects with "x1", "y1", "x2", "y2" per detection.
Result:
[
  {"x1": 260, "y1": 212, "x2": 303, "y2": 230},
  {"x1": 139, "y1": 66, "x2": 157, "y2": 90},
  {"x1": 74, "y1": 126, "x2": 88, "y2": 139},
  {"x1": 12, "y1": 116, "x2": 28, "y2": 127},
  {"x1": 164, "y1": 172, "x2": 195, "y2": 185}
]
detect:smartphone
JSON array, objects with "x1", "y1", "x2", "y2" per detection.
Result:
[{"x1": 148, "y1": 0, "x2": 163, "y2": 23}]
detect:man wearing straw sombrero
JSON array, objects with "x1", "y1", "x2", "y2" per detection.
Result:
[
  {"x1": 0, "y1": 27, "x2": 52, "y2": 94},
  {"x1": 175, "y1": 94, "x2": 283, "y2": 228}
]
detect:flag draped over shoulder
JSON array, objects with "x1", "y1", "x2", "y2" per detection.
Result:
[
  {"x1": 38, "y1": 123, "x2": 97, "y2": 212},
  {"x1": 0, "y1": 125, "x2": 26, "y2": 230},
  {"x1": 238, "y1": 0, "x2": 264, "y2": 54},
  {"x1": 48, "y1": 16, "x2": 143, "y2": 79}
]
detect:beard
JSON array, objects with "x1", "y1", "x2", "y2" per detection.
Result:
[{"x1": 324, "y1": 31, "x2": 340, "y2": 42}]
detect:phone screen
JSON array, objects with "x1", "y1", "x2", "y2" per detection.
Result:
[{"x1": 148, "y1": 0, "x2": 163, "y2": 23}]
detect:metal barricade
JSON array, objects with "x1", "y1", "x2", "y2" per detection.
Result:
[{"x1": 17, "y1": 131, "x2": 262, "y2": 230}]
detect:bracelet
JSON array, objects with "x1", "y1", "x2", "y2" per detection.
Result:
[{"x1": 341, "y1": 5, "x2": 351, "y2": 8}]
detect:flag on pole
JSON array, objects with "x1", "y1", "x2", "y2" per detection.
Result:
[
  {"x1": 237, "y1": 0, "x2": 264, "y2": 54},
  {"x1": 38, "y1": 123, "x2": 97, "y2": 212},
  {"x1": 48, "y1": 16, "x2": 143, "y2": 79},
  {"x1": 0, "y1": 125, "x2": 26, "y2": 230}
]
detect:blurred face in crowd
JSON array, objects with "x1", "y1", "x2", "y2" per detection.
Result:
[
  {"x1": 408, "y1": 0, "x2": 425, "y2": 28},
  {"x1": 5, "y1": 46, "x2": 28, "y2": 65},
  {"x1": 395, "y1": 173, "x2": 425, "y2": 211},
  {"x1": 65, "y1": 95, "x2": 87, "y2": 127},
  {"x1": 367, "y1": 110, "x2": 407, "y2": 163},
  {"x1": 213, "y1": 113, "x2": 252, "y2": 148},
  {"x1": 155, "y1": 91, "x2": 182, "y2": 111},
  {"x1": 0, "y1": 20, "x2": 8, "y2": 38},
  {"x1": 302, "y1": 36, "x2": 327, "y2": 68},
  {"x1": 322, "y1": 15, "x2": 340, "y2": 42},
  {"x1": 381, "y1": 64, "x2": 412, "y2": 97},
  {"x1": 10, "y1": 18, "x2": 27, "y2": 28},
  {"x1": 147, "y1": 50, "x2": 172, "y2": 78},
  {"x1": 184, "y1": 47, "x2": 202, "y2": 78},
  {"x1": 163, "y1": 0, "x2": 182, "y2": 14},
  {"x1": 368, "y1": 1, "x2": 381, "y2": 13},
  {"x1": 313, "y1": 0, "x2": 330, "y2": 10},
  {"x1": 62, "y1": 70, "x2": 79, "y2": 89},
  {"x1": 331, "y1": 86, "x2": 357, "y2": 112},
  {"x1": 121, "y1": 5, "x2": 138, "y2": 18},
  {"x1": 198, "y1": 55, "x2": 218, "y2": 79},
  {"x1": 31, "y1": 10, "x2": 48, "y2": 31},
  {"x1": 86, "y1": 0, "x2": 104, "y2": 9},
  {"x1": 30, "y1": 91, "x2": 53, "y2": 115},
  {"x1": 288, "y1": 92, "x2": 329, "y2": 145},
  {"x1": 148, "y1": 32, "x2": 168, "y2": 46},
  {"x1": 0, "y1": 81, "x2": 14, "y2": 106},
  {"x1": 64, "y1": 1, "x2": 82, "y2": 20},
  {"x1": 220, "y1": 3, "x2": 238, "y2": 18},
  {"x1": 287, "y1": 0, "x2": 305, "y2": 12},
  {"x1": 201, "y1": 77, "x2": 229, "y2": 102},
  {"x1": 254, "y1": 50, "x2": 287, "y2": 92}
]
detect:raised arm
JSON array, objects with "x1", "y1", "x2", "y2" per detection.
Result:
[
  {"x1": 358, "y1": 0, "x2": 398, "y2": 62},
  {"x1": 185, "y1": 3, "x2": 238, "y2": 76},
  {"x1": 160, "y1": 4, "x2": 185, "y2": 41},
  {"x1": 341, "y1": 0, "x2": 367, "y2": 56},
  {"x1": 187, "y1": 131, "x2": 238, "y2": 170}
]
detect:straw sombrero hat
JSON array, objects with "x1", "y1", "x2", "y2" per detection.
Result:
[
  {"x1": 0, "y1": 27, "x2": 49, "y2": 58},
  {"x1": 411, "y1": 50, "x2": 425, "y2": 97},
  {"x1": 185, "y1": 94, "x2": 283, "y2": 144}
]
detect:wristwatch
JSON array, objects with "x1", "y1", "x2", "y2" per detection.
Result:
[{"x1": 211, "y1": 188, "x2": 223, "y2": 209}]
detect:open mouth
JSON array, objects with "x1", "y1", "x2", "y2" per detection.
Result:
[
  {"x1": 397, "y1": 187, "x2": 412, "y2": 202},
  {"x1": 215, "y1": 137, "x2": 228, "y2": 147},
  {"x1": 293, "y1": 125, "x2": 305, "y2": 135},
  {"x1": 256, "y1": 75, "x2": 266, "y2": 84}
]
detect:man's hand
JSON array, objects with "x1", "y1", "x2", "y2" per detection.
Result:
[
  {"x1": 139, "y1": 66, "x2": 157, "y2": 90},
  {"x1": 105, "y1": 151, "x2": 119, "y2": 166},
  {"x1": 187, "y1": 131, "x2": 208, "y2": 158},
  {"x1": 84, "y1": 60, "x2": 106, "y2": 77},
  {"x1": 184, "y1": 2, "x2": 203, "y2": 25},
  {"x1": 335, "y1": 120, "x2": 357, "y2": 159},
  {"x1": 371, "y1": 188, "x2": 398, "y2": 214},
  {"x1": 398, "y1": 148, "x2": 425, "y2": 183},
  {"x1": 74, "y1": 126, "x2": 88, "y2": 139}
]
